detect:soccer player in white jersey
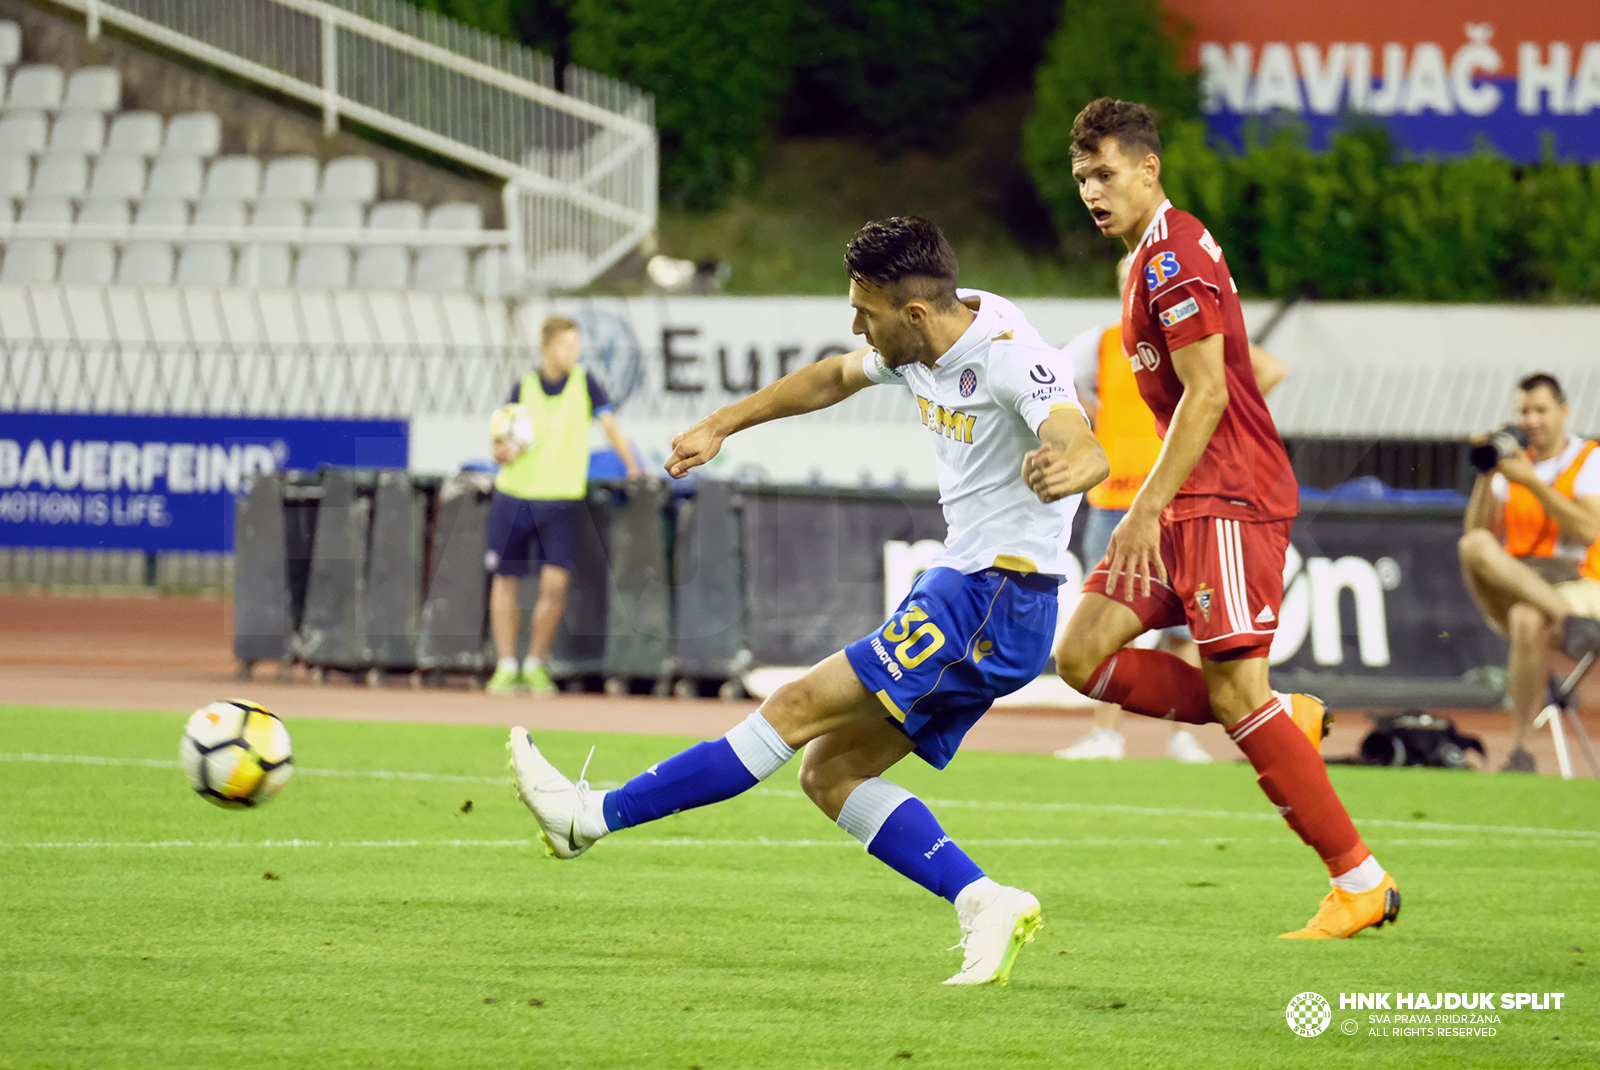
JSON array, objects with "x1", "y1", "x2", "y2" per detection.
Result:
[{"x1": 507, "y1": 216, "x2": 1108, "y2": 986}]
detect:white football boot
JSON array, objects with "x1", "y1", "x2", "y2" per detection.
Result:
[
  {"x1": 507, "y1": 727, "x2": 601, "y2": 859},
  {"x1": 1166, "y1": 728, "x2": 1214, "y2": 763},
  {"x1": 943, "y1": 880, "x2": 1043, "y2": 986},
  {"x1": 1053, "y1": 727, "x2": 1125, "y2": 760}
]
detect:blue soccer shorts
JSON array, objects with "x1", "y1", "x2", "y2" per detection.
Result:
[
  {"x1": 483, "y1": 491, "x2": 580, "y2": 575},
  {"x1": 844, "y1": 565, "x2": 1059, "y2": 769}
]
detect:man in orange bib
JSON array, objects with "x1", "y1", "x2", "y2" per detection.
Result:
[{"x1": 1458, "y1": 372, "x2": 1600, "y2": 772}]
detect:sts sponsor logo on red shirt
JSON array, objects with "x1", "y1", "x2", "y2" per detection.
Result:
[{"x1": 1144, "y1": 250, "x2": 1180, "y2": 289}]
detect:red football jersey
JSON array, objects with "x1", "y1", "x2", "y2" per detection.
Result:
[{"x1": 1122, "y1": 201, "x2": 1298, "y2": 522}]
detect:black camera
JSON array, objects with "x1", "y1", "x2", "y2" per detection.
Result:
[{"x1": 1469, "y1": 424, "x2": 1530, "y2": 474}]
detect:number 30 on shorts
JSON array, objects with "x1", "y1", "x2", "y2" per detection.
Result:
[{"x1": 883, "y1": 606, "x2": 946, "y2": 669}]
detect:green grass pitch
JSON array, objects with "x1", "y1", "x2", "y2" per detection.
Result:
[{"x1": 2, "y1": 704, "x2": 1597, "y2": 1070}]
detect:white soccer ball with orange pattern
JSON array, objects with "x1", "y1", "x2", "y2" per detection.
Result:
[{"x1": 179, "y1": 700, "x2": 294, "y2": 809}]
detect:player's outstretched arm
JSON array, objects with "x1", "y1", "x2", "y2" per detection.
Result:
[
  {"x1": 1022, "y1": 407, "x2": 1108, "y2": 503},
  {"x1": 665, "y1": 347, "x2": 874, "y2": 478}
]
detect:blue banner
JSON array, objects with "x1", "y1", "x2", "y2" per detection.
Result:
[{"x1": 0, "y1": 413, "x2": 408, "y2": 552}]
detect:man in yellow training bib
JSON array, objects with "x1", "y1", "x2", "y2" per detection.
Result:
[{"x1": 485, "y1": 315, "x2": 644, "y2": 695}]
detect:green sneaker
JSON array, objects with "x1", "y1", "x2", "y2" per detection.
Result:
[
  {"x1": 485, "y1": 666, "x2": 524, "y2": 695},
  {"x1": 524, "y1": 665, "x2": 558, "y2": 695}
]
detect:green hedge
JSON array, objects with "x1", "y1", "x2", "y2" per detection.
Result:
[
  {"x1": 1024, "y1": 2, "x2": 1600, "y2": 301},
  {"x1": 1150, "y1": 126, "x2": 1600, "y2": 302}
]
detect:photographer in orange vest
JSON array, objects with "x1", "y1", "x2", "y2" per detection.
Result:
[
  {"x1": 1055, "y1": 253, "x2": 1286, "y2": 762},
  {"x1": 1458, "y1": 372, "x2": 1600, "y2": 772}
]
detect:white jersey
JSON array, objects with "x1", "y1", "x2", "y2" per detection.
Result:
[{"x1": 862, "y1": 289, "x2": 1084, "y2": 576}]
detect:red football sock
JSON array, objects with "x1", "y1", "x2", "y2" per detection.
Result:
[
  {"x1": 1082, "y1": 648, "x2": 1214, "y2": 724},
  {"x1": 1229, "y1": 697, "x2": 1370, "y2": 877}
]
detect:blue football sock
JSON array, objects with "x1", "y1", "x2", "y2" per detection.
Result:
[
  {"x1": 837, "y1": 778, "x2": 985, "y2": 903},
  {"x1": 602, "y1": 712, "x2": 795, "y2": 832}
]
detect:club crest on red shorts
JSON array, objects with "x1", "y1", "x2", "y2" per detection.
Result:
[{"x1": 1195, "y1": 583, "x2": 1213, "y2": 622}]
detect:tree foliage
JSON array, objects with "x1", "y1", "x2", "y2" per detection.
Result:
[
  {"x1": 566, "y1": 0, "x2": 800, "y2": 209},
  {"x1": 404, "y1": 0, "x2": 520, "y2": 40},
  {"x1": 783, "y1": 0, "x2": 1060, "y2": 153},
  {"x1": 1022, "y1": 0, "x2": 1199, "y2": 237}
]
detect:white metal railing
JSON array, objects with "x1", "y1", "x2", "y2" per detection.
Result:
[
  {"x1": 0, "y1": 222, "x2": 511, "y2": 246},
  {"x1": 0, "y1": 221, "x2": 516, "y2": 293},
  {"x1": 59, "y1": 0, "x2": 657, "y2": 292},
  {"x1": 0, "y1": 337, "x2": 522, "y2": 417}
]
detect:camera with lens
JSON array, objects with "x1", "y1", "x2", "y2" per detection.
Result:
[{"x1": 1469, "y1": 424, "x2": 1530, "y2": 474}]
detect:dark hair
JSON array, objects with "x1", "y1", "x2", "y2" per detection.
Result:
[
  {"x1": 1517, "y1": 372, "x2": 1566, "y2": 404},
  {"x1": 844, "y1": 216, "x2": 959, "y2": 308},
  {"x1": 1070, "y1": 97, "x2": 1162, "y2": 161}
]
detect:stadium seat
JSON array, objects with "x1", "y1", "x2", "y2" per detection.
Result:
[
  {"x1": 0, "y1": 22, "x2": 19, "y2": 72},
  {"x1": 161, "y1": 111, "x2": 221, "y2": 158},
  {"x1": 18, "y1": 194, "x2": 72, "y2": 223},
  {"x1": 46, "y1": 109, "x2": 105, "y2": 155},
  {"x1": 77, "y1": 196, "x2": 131, "y2": 226},
  {"x1": 204, "y1": 155, "x2": 261, "y2": 201},
  {"x1": 106, "y1": 111, "x2": 163, "y2": 157},
  {"x1": 6, "y1": 65, "x2": 64, "y2": 112},
  {"x1": 62, "y1": 67, "x2": 121, "y2": 112},
  {"x1": 473, "y1": 249, "x2": 522, "y2": 294},
  {"x1": 31, "y1": 153, "x2": 88, "y2": 199},
  {"x1": 367, "y1": 200, "x2": 424, "y2": 231},
  {"x1": 412, "y1": 246, "x2": 468, "y2": 291},
  {"x1": 353, "y1": 246, "x2": 410, "y2": 289},
  {"x1": 59, "y1": 240, "x2": 116, "y2": 285},
  {"x1": 0, "y1": 110, "x2": 48, "y2": 155},
  {"x1": 193, "y1": 198, "x2": 248, "y2": 227},
  {"x1": 252, "y1": 197, "x2": 305, "y2": 229},
  {"x1": 117, "y1": 241, "x2": 175, "y2": 286},
  {"x1": 237, "y1": 243, "x2": 291, "y2": 286},
  {"x1": 428, "y1": 202, "x2": 483, "y2": 230},
  {"x1": 1, "y1": 239, "x2": 57, "y2": 283},
  {"x1": 0, "y1": 154, "x2": 29, "y2": 201},
  {"x1": 145, "y1": 155, "x2": 203, "y2": 201},
  {"x1": 133, "y1": 198, "x2": 188, "y2": 226},
  {"x1": 87, "y1": 152, "x2": 146, "y2": 199},
  {"x1": 294, "y1": 245, "x2": 352, "y2": 287},
  {"x1": 262, "y1": 155, "x2": 318, "y2": 202},
  {"x1": 318, "y1": 156, "x2": 378, "y2": 203},
  {"x1": 175, "y1": 242, "x2": 234, "y2": 287},
  {"x1": 308, "y1": 201, "x2": 362, "y2": 229}
]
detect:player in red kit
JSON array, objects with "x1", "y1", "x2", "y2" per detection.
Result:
[{"x1": 1022, "y1": 98, "x2": 1400, "y2": 939}]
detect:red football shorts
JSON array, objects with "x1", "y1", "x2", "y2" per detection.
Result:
[{"x1": 1081, "y1": 516, "x2": 1292, "y2": 660}]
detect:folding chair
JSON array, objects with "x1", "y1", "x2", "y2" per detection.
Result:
[{"x1": 1534, "y1": 651, "x2": 1600, "y2": 779}]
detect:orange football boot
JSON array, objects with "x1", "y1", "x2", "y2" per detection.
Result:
[
  {"x1": 1280, "y1": 873, "x2": 1401, "y2": 939},
  {"x1": 1283, "y1": 692, "x2": 1332, "y2": 753}
]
